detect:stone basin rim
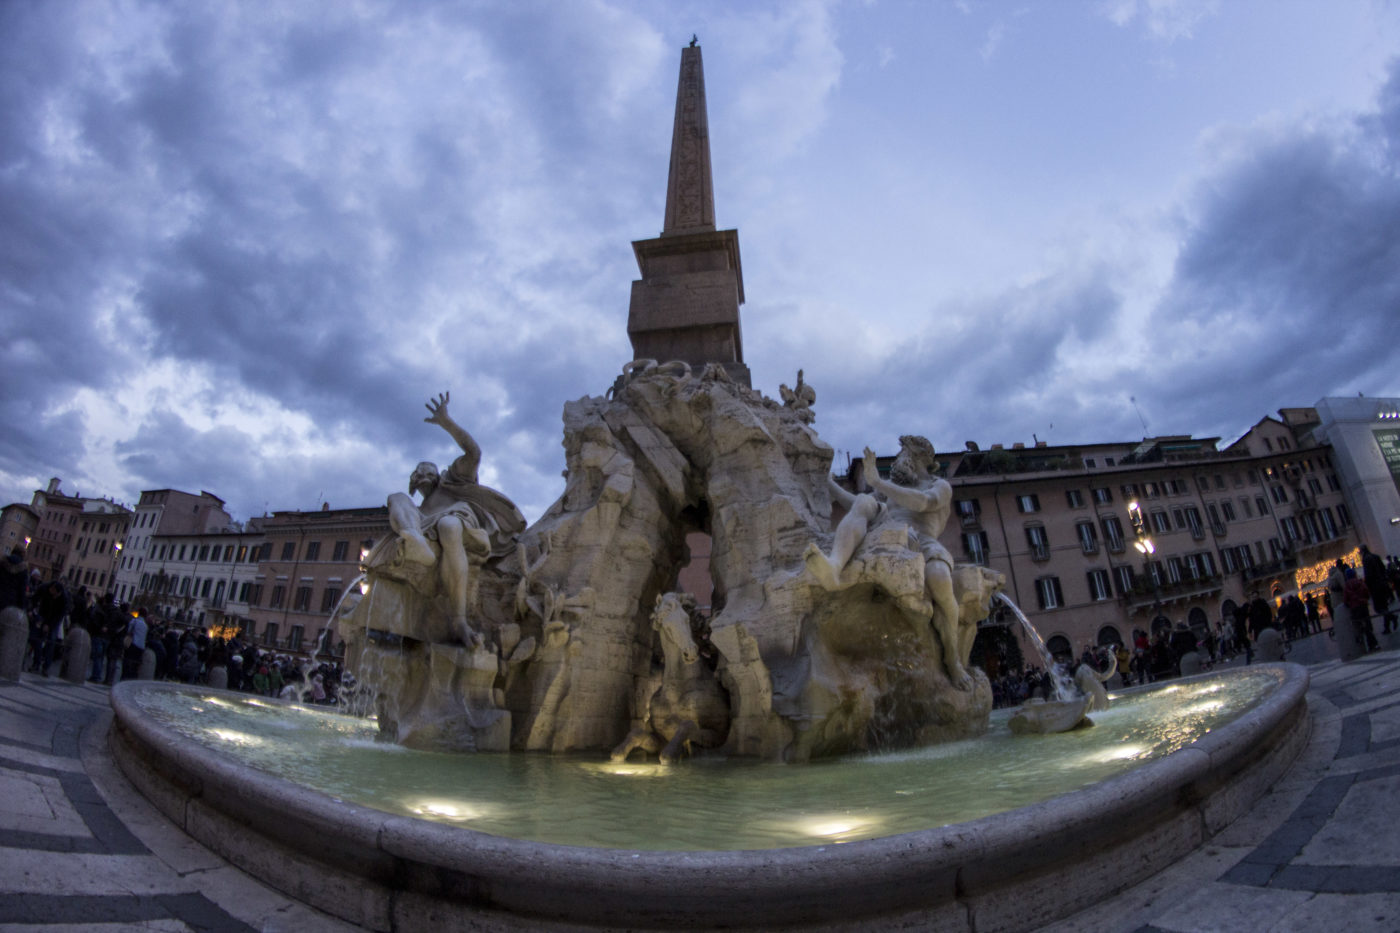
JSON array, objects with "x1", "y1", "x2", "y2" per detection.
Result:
[{"x1": 108, "y1": 663, "x2": 1309, "y2": 930}]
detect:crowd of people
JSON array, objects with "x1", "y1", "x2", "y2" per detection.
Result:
[
  {"x1": 988, "y1": 547, "x2": 1400, "y2": 708},
  {"x1": 1, "y1": 544, "x2": 346, "y2": 703}
]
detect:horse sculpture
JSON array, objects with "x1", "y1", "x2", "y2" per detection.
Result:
[{"x1": 610, "y1": 592, "x2": 731, "y2": 764}]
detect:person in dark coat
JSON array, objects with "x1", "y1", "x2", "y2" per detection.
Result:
[
  {"x1": 1248, "y1": 597, "x2": 1274, "y2": 641},
  {"x1": 1361, "y1": 546, "x2": 1396, "y2": 633},
  {"x1": 0, "y1": 547, "x2": 28, "y2": 611}
]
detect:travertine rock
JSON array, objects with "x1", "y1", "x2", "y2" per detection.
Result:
[{"x1": 346, "y1": 363, "x2": 1003, "y2": 761}]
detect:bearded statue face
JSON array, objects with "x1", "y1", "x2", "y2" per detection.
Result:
[{"x1": 409, "y1": 462, "x2": 441, "y2": 497}]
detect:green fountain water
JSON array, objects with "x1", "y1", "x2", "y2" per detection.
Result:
[{"x1": 129, "y1": 666, "x2": 1281, "y2": 851}]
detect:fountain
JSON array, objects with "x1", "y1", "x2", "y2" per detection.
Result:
[{"x1": 105, "y1": 41, "x2": 1312, "y2": 932}]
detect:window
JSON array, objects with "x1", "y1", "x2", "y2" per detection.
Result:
[
  {"x1": 269, "y1": 585, "x2": 285, "y2": 608},
  {"x1": 1221, "y1": 548, "x2": 1237, "y2": 573},
  {"x1": 237, "y1": 545, "x2": 248, "y2": 563},
  {"x1": 1121, "y1": 483, "x2": 1138, "y2": 498},
  {"x1": 200, "y1": 578, "x2": 211, "y2": 598},
  {"x1": 305, "y1": 541, "x2": 321, "y2": 561},
  {"x1": 198, "y1": 545, "x2": 209, "y2": 561},
  {"x1": 332, "y1": 540, "x2": 349, "y2": 562},
  {"x1": 1195, "y1": 475, "x2": 1210, "y2": 493},
  {"x1": 1101, "y1": 516, "x2": 1126, "y2": 552},
  {"x1": 280, "y1": 541, "x2": 296, "y2": 561},
  {"x1": 1035, "y1": 576, "x2": 1064, "y2": 610},
  {"x1": 247, "y1": 583, "x2": 263, "y2": 605},
  {"x1": 178, "y1": 545, "x2": 187, "y2": 560},
  {"x1": 1327, "y1": 473, "x2": 1341, "y2": 492},
  {"x1": 1263, "y1": 437, "x2": 1273, "y2": 452},
  {"x1": 1237, "y1": 497, "x2": 1250, "y2": 518},
  {"x1": 962, "y1": 531, "x2": 989, "y2": 565},
  {"x1": 223, "y1": 545, "x2": 234, "y2": 562},
  {"x1": 263, "y1": 622, "x2": 278, "y2": 647},
  {"x1": 213, "y1": 580, "x2": 225, "y2": 604},
  {"x1": 1307, "y1": 478, "x2": 1322, "y2": 495},
  {"x1": 1113, "y1": 565, "x2": 1135, "y2": 595},
  {"x1": 180, "y1": 577, "x2": 191, "y2": 595},
  {"x1": 289, "y1": 625, "x2": 304, "y2": 650},
  {"x1": 294, "y1": 586, "x2": 312, "y2": 611},
  {"x1": 1255, "y1": 496, "x2": 1269, "y2": 516},
  {"x1": 1171, "y1": 507, "x2": 1187, "y2": 529},
  {"x1": 956, "y1": 500, "x2": 981, "y2": 526},
  {"x1": 1184, "y1": 506, "x2": 1203, "y2": 538},
  {"x1": 1249, "y1": 470, "x2": 1261, "y2": 486},
  {"x1": 1214, "y1": 474, "x2": 1226, "y2": 490},
  {"x1": 321, "y1": 587, "x2": 339, "y2": 612},
  {"x1": 1270, "y1": 485, "x2": 1288, "y2": 504},
  {"x1": 259, "y1": 543, "x2": 272, "y2": 561},
  {"x1": 1149, "y1": 510, "x2": 1171, "y2": 534},
  {"x1": 1104, "y1": 457, "x2": 1116, "y2": 466},
  {"x1": 1076, "y1": 521, "x2": 1098, "y2": 554},
  {"x1": 1065, "y1": 489, "x2": 1085, "y2": 508},
  {"x1": 1166, "y1": 558, "x2": 1184, "y2": 584},
  {"x1": 1084, "y1": 458, "x2": 1097, "y2": 468},
  {"x1": 1016, "y1": 494, "x2": 1041, "y2": 514},
  {"x1": 1086, "y1": 569, "x2": 1112, "y2": 601},
  {"x1": 1144, "y1": 482, "x2": 1160, "y2": 499},
  {"x1": 1337, "y1": 503, "x2": 1352, "y2": 527},
  {"x1": 237, "y1": 582, "x2": 251, "y2": 602},
  {"x1": 1025, "y1": 525, "x2": 1051, "y2": 560},
  {"x1": 1320, "y1": 507, "x2": 1339, "y2": 538},
  {"x1": 1092, "y1": 487, "x2": 1112, "y2": 505}
]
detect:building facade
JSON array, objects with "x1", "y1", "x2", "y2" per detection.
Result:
[
  {"x1": 0, "y1": 503, "x2": 40, "y2": 559},
  {"x1": 62, "y1": 498, "x2": 133, "y2": 597},
  {"x1": 113, "y1": 489, "x2": 233, "y2": 604},
  {"x1": 246, "y1": 506, "x2": 390, "y2": 657},
  {"x1": 26, "y1": 479, "x2": 84, "y2": 582},
  {"x1": 1308, "y1": 396, "x2": 1400, "y2": 557},
  {"x1": 843, "y1": 409, "x2": 1361, "y2": 660},
  {"x1": 133, "y1": 526, "x2": 266, "y2": 637}
]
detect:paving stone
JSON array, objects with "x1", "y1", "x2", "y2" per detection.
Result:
[
  {"x1": 0, "y1": 769, "x2": 90, "y2": 836},
  {"x1": 1149, "y1": 881, "x2": 1311, "y2": 932},
  {"x1": 1299, "y1": 773, "x2": 1400, "y2": 865},
  {"x1": 1264, "y1": 891, "x2": 1400, "y2": 932}
]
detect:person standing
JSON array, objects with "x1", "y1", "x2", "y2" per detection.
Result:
[
  {"x1": 0, "y1": 547, "x2": 28, "y2": 613},
  {"x1": 1361, "y1": 546, "x2": 1396, "y2": 633},
  {"x1": 1344, "y1": 570, "x2": 1381, "y2": 651},
  {"x1": 31, "y1": 580, "x2": 70, "y2": 676}
]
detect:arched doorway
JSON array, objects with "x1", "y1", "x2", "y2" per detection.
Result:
[
  {"x1": 1096, "y1": 625, "x2": 1123, "y2": 647},
  {"x1": 1151, "y1": 615, "x2": 1172, "y2": 638},
  {"x1": 1187, "y1": 606, "x2": 1209, "y2": 636},
  {"x1": 1045, "y1": 634, "x2": 1072, "y2": 659}
]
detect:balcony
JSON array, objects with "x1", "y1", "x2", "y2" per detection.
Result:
[
  {"x1": 1121, "y1": 574, "x2": 1225, "y2": 612},
  {"x1": 1030, "y1": 544, "x2": 1050, "y2": 562},
  {"x1": 959, "y1": 512, "x2": 981, "y2": 529},
  {"x1": 1080, "y1": 541, "x2": 1099, "y2": 555},
  {"x1": 1105, "y1": 538, "x2": 1126, "y2": 554},
  {"x1": 1209, "y1": 521, "x2": 1227, "y2": 537}
]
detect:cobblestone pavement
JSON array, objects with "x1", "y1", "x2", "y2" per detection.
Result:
[
  {"x1": 1, "y1": 630, "x2": 1397, "y2": 932},
  {"x1": 0, "y1": 675, "x2": 355, "y2": 932}
]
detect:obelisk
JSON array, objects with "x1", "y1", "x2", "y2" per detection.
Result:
[{"x1": 627, "y1": 40, "x2": 750, "y2": 387}]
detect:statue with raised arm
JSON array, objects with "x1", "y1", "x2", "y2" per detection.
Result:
[
  {"x1": 805, "y1": 435, "x2": 971, "y2": 690},
  {"x1": 386, "y1": 392, "x2": 526, "y2": 647}
]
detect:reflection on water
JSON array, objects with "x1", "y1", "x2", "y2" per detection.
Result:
[{"x1": 132, "y1": 668, "x2": 1282, "y2": 851}]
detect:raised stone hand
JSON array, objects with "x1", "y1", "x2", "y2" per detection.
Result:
[{"x1": 424, "y1": 391, "x2": 451, "y2": 426}]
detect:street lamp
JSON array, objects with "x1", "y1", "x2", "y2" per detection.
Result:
[{"x1": 1127, "y1": 500, "x2": 1163, "y2": 626}]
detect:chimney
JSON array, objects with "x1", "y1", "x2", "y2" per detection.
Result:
[{"x1": 46, "y1": 477, "x2": 60, "y2": 495}]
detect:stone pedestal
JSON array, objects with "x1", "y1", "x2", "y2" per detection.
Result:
[
  {"x1": 207, "y1": 665, "x2": 228, "y2": 690},
  {"x1": 138, "y1": 648, "x2": 157, "y2": 680},
  {"x1": 1178, "y1": 651, "x2": 1203, "y2": 676},
  {"x1": 1255, "y1": 628, "x2": 1286, "y2": 663},
  {"x1": 60, "y1": 627, "x2": 91, "y2": 684},
  {"x1": 0, "y1": 607, "x2": 26, "y2": 682}
]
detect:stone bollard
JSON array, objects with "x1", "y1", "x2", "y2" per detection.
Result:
[
  {"x1": 207, "y1": 665, "x2": 228, "y2": 690},
  {"x1": 61, "y1": 627, "x2": 91, "y2": 684},
  {"x1": 1255, "y1": 628, "x2": 1286, "y2": 663},
  {"x1": 1178, "y1": 651, "x2": 1202, "y2": 677},
  {"x1": 138, "y1": 647, "x2": 157, "y2": 680},
  {"x1": 0, "y1": 607, "x2": 27, "y2": 681}
]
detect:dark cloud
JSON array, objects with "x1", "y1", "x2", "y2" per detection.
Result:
[{"x1": 2, "y1": 5, "x2": 1398, "y2": 528}]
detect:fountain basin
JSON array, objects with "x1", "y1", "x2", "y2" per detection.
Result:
[{"x1": 109, "y1": 664, "x2": 1309, "y2": 932}]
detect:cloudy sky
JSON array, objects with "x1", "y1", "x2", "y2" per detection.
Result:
[{"x1": 3, "y1": 0, "x2": 1399, "y2": 525}]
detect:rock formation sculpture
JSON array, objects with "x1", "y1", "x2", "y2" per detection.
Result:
[{"x1": 344, "y1": 367, "x2": 1005, "y2": 761}]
